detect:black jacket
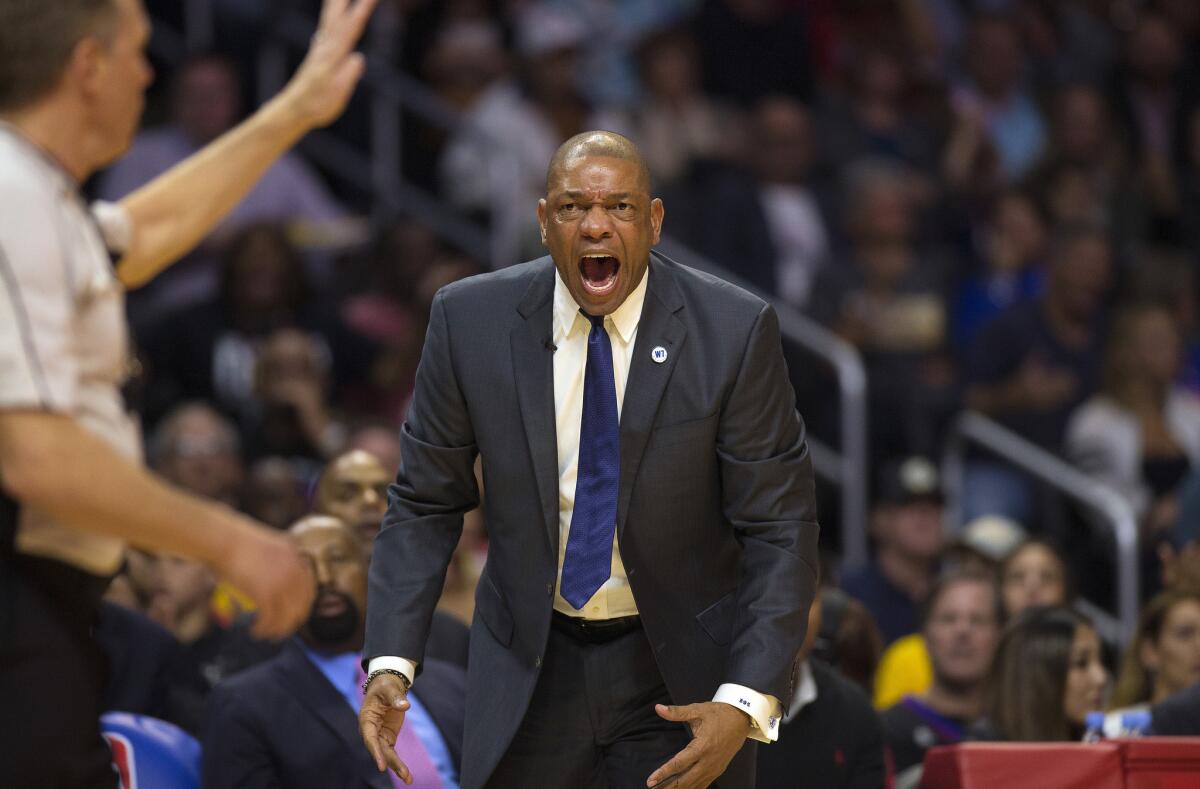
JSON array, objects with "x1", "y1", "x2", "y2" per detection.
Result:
[
  {"x1": 202, "y1": 639, "x2": 465, "y2": 789},
  {"x1": 756, "y1": 660, "x2": 887, "y2": 789}
]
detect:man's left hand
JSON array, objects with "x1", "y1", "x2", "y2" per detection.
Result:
[
  {"x1": 280, "y1": 0, "x2": 381, "y2": 130},
  {"x1": 646, "y1": 702, "x2": 751, "y2": 788}
]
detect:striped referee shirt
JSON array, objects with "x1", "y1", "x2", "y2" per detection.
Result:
[{"x1": 0, "y1": 123, "x2": 139, "y2": 575}]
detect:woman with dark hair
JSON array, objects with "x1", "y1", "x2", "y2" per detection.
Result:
[
  {"x1": 1110, "y1": 590, "x2": 1200, "y2": 709},
  {"x1": 982, "y1": 606, "x2": 1108, "y2": 741},
  {"x1": 1066, "y1": 304, "x2": 1200, "y2": 535}
]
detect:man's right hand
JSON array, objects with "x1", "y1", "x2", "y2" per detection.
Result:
[
  {"x1": 214, "y1": 523, "x2": 315, "y2": 638},
  {"x1": 359, "y1": 674, "x2": 413, "y2": 783}
]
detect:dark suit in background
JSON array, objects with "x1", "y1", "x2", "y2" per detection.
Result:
[
  {"x1": 201, "y1": 640, "x2": 464, "y2": 789},
  {"x1": 756, "y1": 660, "x2": 887, "y2": 789},
  {"x1": 366, "y1": 252, "x2": 819, "y2": 788}
]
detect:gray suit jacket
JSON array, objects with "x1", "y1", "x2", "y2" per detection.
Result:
[{"x1": 365, "y1": 251, "x2": 819, "y2": 789}]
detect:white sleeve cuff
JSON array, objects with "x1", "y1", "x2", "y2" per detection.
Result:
[
  {"x1": 89, "y1": 200, "x2": 133, "y2": 256},
  {"x1": 367, "y1": 656, "x2": 417, "y2": 687},
  {"x1": 712, "y1": 683, "x2": 782, "y2": 743}
]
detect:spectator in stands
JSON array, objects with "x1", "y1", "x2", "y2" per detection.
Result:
[
  {"x1": 242, "y1": 457, "x2": 310, "y2": 531},
  {"x1": 314, "y1": 449, "x2": 474, "y2": 663},
  {"x1": 810, "y1": 159, "x2": 952, "y2": 461},
  {"x1": 812, "y1": 588, "x2": 884, "y2": 698},
  {"x1": 1149, "y1": 679, "x2": 1200, "y2": 735},
  {"x1": 950, "y1": 12, "x2": 1046, "y2": 183},
  {"x1": 964, "y1": 224, "x2": 1112, "y2": 521},
  {"x1": 147, "y1": 401, "x2": 255, "y2": 633},
  {"x1": 203, "y1": 516, "x2": 465, "y2": 788},
  {"x1": 437, "y1": 12, "x2": 625, "y2": 257},
  {"x1": 145, "y1": 553, "x2": 231, "y2": 732},
  {"x1": 979, "y1": 606, "x2": 1108, "y2": 741},
  {"x1": 246, "y1": 328, "x2": 347, "y2": 464},
  {"x1": 1110, "y1": 10, "x2": 1187, "y2": 243},
  {"x1": 346, "y1": 421, "x2": 403, "y2": 473},
  {"x1": 315, "y1": 449, "x2": 391, "y2": 547},
  {"x1": 875, "y1": 515, "x2": 1026, "y2": 710},
  {"x1": 143, "y1": 223, "x2": 376, "y2": 428},
  {"x1": 815, "y1": 47, "x2": 940, "y2": 175},
  {"x1": 952, "y1": 191, "x2": 1047, "y2": 350},
  {"x1": 1110, "y1": 590, "x2": 1200, "y2": 709},
  {"x1": 1029, "y1": 84, "x2": 1140, "y2": 250},
  {"x1": 882, "y1": 571, "x2": 1001, "y2": 775},
  {"x1": 1066, "y1": 305, "x2": 1200, "y2": 540},
  {"x1": 340, "y1": 219, "x2": 437, "y2": 417},
  {"x1": 757, "y1": 588, "x2": 886, "y2": 789},
  {"x1": 98, "y1": 53, "x2": 344, "y2": 243},
  {"x1": 621, "y1": 26, "x2": 740, "y2": 187},
  {"x1": 148, "y1": 402, "x2": 244, "y2": 509},
  {"x1": 843, "y1": 456, "x2": 945, "y2": 645},
  {"x1": 999, "y1": 538, "x2": 1069, "y2": 619}
]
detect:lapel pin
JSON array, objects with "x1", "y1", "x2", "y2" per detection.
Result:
[{"x1": 651, "y1": 346, "x2": 668, "y2": 364}]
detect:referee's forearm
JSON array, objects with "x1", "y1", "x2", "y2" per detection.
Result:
[
  {"x1": 115, "y1": 94, "x2": 309, "y2": 289},
  {"x1": 0, "y1": 410, "x2": 254, "y2": 568}
]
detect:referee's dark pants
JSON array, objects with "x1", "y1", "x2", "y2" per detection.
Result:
[
  {"x1": 484, "y1": 612, "x2": 695, "y2": 789},
  {"x1": 1, "y1": 554, "x2": 118, "y2": 789}
]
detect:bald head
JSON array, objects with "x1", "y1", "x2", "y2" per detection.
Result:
[
  {"x1": 288, "y1": 514, "x2": 357, "y2": 544},
  {"x1": 546, "y1": 130, "x2": 651, "y2": 194}
]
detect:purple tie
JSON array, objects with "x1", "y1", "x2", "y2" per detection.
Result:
[{"x1": 357, "y1": 664, "x2": 444, "y2": 789}]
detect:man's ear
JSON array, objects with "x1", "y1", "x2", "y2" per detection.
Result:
[
  {"x1": 650, "y1": 197, "x2": 664, "y2": 245},
  {"x1": 67, "y1": 36, "x2": 106, "y2": 100},
  {"x1": 536, "y1": 199, "x2": 549, "y2": 246}
]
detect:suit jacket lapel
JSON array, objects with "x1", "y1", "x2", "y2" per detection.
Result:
[
  {"x1": 510, "y1": 261, "x2": 561, "y2": 557},
  {"x1": 279, "y1": 640, "x2": 391, "y2": 789},
  {"x1": 617, "y1": 254, "x2": 687, "y2": 538}
]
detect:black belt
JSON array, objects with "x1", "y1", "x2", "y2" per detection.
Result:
[{"x1": 552, "y1": 611, "x2": 641, "y2": 644}]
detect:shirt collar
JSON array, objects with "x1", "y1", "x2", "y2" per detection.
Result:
[
  {"x1": 0, "y1": 121, "x2": 81, "y2": 194},
  {"x1": 785, "y1": 660, "x2": 818, "y2": 721},
  {"x1": 299, "y1": 642, "x2": 362, "y2": 707},
  {"x1": 552, "y1": 261, "x2": 650, "y2": 345}
]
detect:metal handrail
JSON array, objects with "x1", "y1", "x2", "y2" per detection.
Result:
[
  {"x1": 163, "y1": 0, "x2": 871, "y2": 565},
  {"x1": 942, "y1": 411, "x2": 1138, "y2": 643},
  {"x1": 657, "y1": 239, "x2": 869, "y2": 568}
]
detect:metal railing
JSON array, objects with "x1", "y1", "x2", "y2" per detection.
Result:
[
  {"x1": 657, "y1": 239, "x2": 869, "y2": 568},
  {"x1": 942, "y1": 411, "x2": 1138, "y2": 643},
  {"x1": 156, "y1": 0, "x2": 871, "y2": 566}
]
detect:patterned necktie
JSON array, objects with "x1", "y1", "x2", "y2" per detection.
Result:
[
  {"x1": 560, "y1": 312, "x2": 620, "y2": 610},
  {"x1": 356, "y1": 664, "x2": 445, "y2": 789}
]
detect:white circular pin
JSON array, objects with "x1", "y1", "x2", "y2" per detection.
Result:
[{"x1": 651, "y1": 346, "x2": 668, "y2": 364}]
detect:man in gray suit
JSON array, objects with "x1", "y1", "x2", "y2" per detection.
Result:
[{"x1": 360, "y1": 131, "x2": 819, "y2": 789}]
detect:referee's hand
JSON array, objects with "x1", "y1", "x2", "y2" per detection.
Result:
[
  {"x1": 280, "y1": 0, "x2": 382, "y2": 130},
  {"x1": 217, "y1": 524, "x2": 315, "y2": 639}
]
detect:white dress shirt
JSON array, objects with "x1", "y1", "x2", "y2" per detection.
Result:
[{"x1": 371, "y1": 266, "x2": 782, "y2": 742}]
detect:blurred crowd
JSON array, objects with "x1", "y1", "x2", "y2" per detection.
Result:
[{"x1": 84, "y1": 0, "x2": 1200, "y2": 785}]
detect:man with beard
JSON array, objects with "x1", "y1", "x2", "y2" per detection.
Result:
[
  {"x1": 881, "y1": 571, "x2": 1001, "y2": 778},
  {"x1": 315, "y1": 449, "x2": 471, "y2": 668},
  {"x1": 202, "y1": 516, "x2": 465, "y2": 789}
]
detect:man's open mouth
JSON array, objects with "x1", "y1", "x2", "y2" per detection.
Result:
[{"x1": 579, "y1": 254, "x2": 620, "y2": 297}]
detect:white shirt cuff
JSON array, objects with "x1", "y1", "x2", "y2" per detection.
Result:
[
  {"x1": 90, "y1": 200, "x2": 133, "y2": 255},
  {"x1": 367, "y1": 656, "x2": 417, "y2": 687},
  {"x1": 712, "y1": 683, "x2": 782, "y2": 743}
]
